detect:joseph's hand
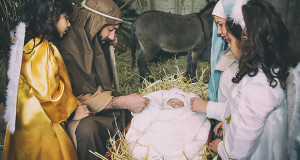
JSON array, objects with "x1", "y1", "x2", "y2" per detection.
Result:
[
  {"x1": 111, "y1": 93, "x2": 149, "y2": 113},
  {"x1": 125, "y1": 93, "x2": 149, "y2": 113}
]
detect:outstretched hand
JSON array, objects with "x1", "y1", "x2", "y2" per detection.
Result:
[
  {"x1": 190, "y1": 97, "x2": 208, "y2": 113},
  {"x1": 73, "y1": 102, "x2": 91, "y2": 121},
  {"x1": 112, "y1": 93, "x2": 149, "y2": 113}
]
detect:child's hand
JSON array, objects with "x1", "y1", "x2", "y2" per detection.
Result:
[
  {"x1": 73, "y1": 103, "x2": 91, "y2": 120},
  {"x1": 214, "y1": 122, "x2": 223, "y2": 137},
  {"x1": 208, "y1": 139, "x2": 222, "y2": 153},
  {"x1": 190, "y1": 97, "x2": 208, "y2": 113}
]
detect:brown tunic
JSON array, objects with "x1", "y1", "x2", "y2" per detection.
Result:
[{"x1": 59, "y1": 0, "x2": 130, "y2": 159}]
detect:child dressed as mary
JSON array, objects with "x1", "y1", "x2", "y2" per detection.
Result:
[{"x1": 126, "y1": 88, "x2": 211, "y2": 160}]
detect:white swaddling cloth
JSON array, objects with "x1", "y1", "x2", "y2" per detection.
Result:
[{"x1": 126, "y1": 88, "x2": 211, "y2": 160}]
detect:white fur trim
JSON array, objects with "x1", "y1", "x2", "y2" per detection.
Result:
[
  {"x1": 212, "y1": 0, "x2": 226, "y2": 19},
  {"x1": 81, "y1": 0, "x2": 123, "y2": 22},
  {"x1": 229, "y1": 0, "x2": 248, "y2": 29},
  {"x1": 5, "y1": 22, "x2": 26, "y2": 133}
]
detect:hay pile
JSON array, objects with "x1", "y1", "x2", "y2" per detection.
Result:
[
  {"x1": 89, "y1": 49, "x2": 216, "y2": 159},
  {"x1": 90, "y1": 124, "x2": 216, "y2": 160},
  {"x1": 115, "y1": 49, "x2": 210, "y2": 97},
  {"x1": 90, "y1": 127, "x2": 216, "y2": 160}
]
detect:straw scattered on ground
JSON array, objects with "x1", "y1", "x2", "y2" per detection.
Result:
[
  {"x1": 115, "y1": 49, "x2": 211, "y2": 97},
  {"x1": 90, "y1": 126, "x2": 217, "y2": 160}
]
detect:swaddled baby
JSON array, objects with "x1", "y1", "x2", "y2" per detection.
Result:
[{"x1": 126, "y1": 88, "x2": 211, "y2": 160}]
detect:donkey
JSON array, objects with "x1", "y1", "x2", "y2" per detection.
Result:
[{"x1": 131, "y1": 1, "x2": 216, "y2": 81}]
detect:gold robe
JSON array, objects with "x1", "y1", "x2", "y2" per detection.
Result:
[{"x1": 3, "y1": 38, "x2": 79, "y2": 160}]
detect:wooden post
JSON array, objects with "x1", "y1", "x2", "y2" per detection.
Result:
[
  {"x1": 175, "y1": 0, "x2": 178, "y2": 14},
  {"x1": 109, "y1": 45, "x2": 120, "y2": 93},
  {"x1": 179, "y1": 0, "x2": 183, "y2": 14},
  {"x1": 147, "y1": 0, "x2": 151, "y2": 10}
]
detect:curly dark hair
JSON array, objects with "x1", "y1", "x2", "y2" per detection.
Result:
[
  {"x1": 20, "y1": 0, "x2": 73, "y2": 45},
  {"x1": 232, "y1": 0, "x2": 298, "y2": 89},
  {"x1": 225, "y1": 18, "x2": 243, "y2": 49}
]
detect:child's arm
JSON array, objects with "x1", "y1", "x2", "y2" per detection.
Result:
[
  {"x1": 190, "y1": 97, "x2": 226, "y2": 121},
  {"x1": 22, "y1": 40, "x2": 78, "y2": 123}
]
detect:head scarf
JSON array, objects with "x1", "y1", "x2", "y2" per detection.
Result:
[
  {"x1": 212, "y1": 1, "x2": 226, "y2": 19},
  {"x1": 208, "y1": 0, "x2": 235, "y2": 102},
  {"x1": 59, "y1": 0, "x2": 122, "y2": 96}
]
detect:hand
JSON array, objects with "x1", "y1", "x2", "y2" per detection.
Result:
[
  {"x1": 214, "y1": 122, "x2": 223, "y2": 137},
  {"x1": 73, "y1": 102, "x2": 91, "y2": 120},
  {"x1": 112, "y1": 93, "x2": 149, "y2": 113},
  {"x1": 208, "y1": 139, "x2": 222, "y2": 153},
  {"x1": 190, "y1": 97, "x2": 208, "y2": 113}
]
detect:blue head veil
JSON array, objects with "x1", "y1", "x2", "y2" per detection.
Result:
[{"x1": 208, "y1": 0, "x2": 236, "y2": 102}]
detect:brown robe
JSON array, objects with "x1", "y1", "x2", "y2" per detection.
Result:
[{"x1": 59, "y1": 0, "x2": 131, "y2": 159}]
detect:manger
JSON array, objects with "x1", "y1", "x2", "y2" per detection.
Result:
[{"x1": 90, "y1": 70, "x2": 217, "y2": 160}]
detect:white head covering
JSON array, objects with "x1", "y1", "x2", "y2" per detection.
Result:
[
  {"x1": 229, "y1": 0, "x2": 248, "y2": 29},
  {"x1": 212, "y1": 1, "x2": 226, "y2": 19},
  {"x1": 162, "y1": 88, "x2": 189, "y2": 110},
  {"x1": 81, "y1": 0, "x2": 123, "y2": 22}
]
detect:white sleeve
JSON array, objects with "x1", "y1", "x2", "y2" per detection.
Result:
[
  {"x1": 218, "y1": 85, "x2": 277, "y2": 160},
  {"x1": 206, "y1": 101, "x2": 226, "y2": 121}
]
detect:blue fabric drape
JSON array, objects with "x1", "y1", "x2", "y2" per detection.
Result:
[
  {"x1": 208, "y1": 22, "x2": 226, "y2": 102},
  {"x1": 208, "y1": 0, "x2": 236, "y2": 102}
]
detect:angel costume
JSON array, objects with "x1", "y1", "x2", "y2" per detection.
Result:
[
  {"x1": 3, "y1": 37, "x2": 78, "y2": 160},
  {"x1": 207, "y1": 69, "x2": 288, "y2": 160},
  {"x1": 126, "y1": 88, "x2": 211, "y2": 160}
]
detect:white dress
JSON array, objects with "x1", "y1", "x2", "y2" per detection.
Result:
[
  {"x1": 205, "y1": 50, "x2": 238, "y2": 121},
  {"x1": 126, "y1": 89, "x2": 211, "y2": 160},
  {"x1": 215, "y1": 50, "x2": 238, "y2": 103},
  {"x1": 207, "y1": 69, "x2": 288, "y2": 160}
]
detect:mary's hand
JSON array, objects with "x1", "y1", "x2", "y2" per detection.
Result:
[
  {"x1": 208, "y1": 139, "x2": 222, "y2": 153},
  {"x1": 190, "y1": 97, "x2": 208, "y2": 113},
  {"x1": 214, "y1": 122, "x2": 223, "y2": 137}
]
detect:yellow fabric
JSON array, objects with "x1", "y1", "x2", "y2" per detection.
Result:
[{"x1": 3, "y1": 38, "x2": 79, "y2": 160}]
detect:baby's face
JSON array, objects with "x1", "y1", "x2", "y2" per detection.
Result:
[{"x1": 166, "y1": 98, "x2": 184, "y2": 108}]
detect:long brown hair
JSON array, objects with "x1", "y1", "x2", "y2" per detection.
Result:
[{"x1": 232, "y1": 0, "x2": 298, "y2": 89}]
